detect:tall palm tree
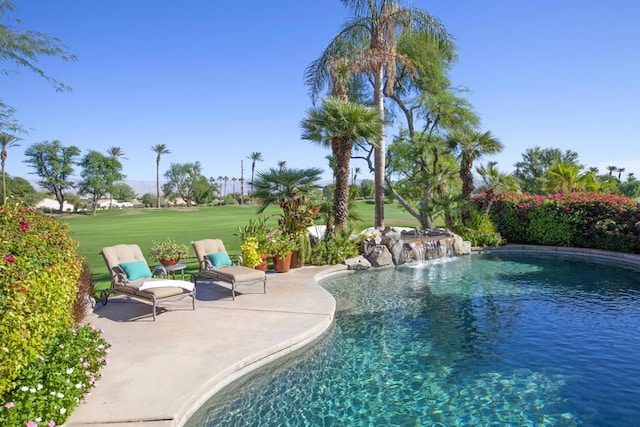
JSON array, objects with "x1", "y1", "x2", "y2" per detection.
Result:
[
  {"x1": 617, "y1": 167, "x2": 626, "y2": 181},
  {"x1": 151, "y1": 144, "x2": 170, "y2": 208},
  {"x1": 302, "y1": 96, "x2": 383, "y2": 228},
  {"x1": 277, "y1": 161, "x2": 287, "y2": 171},
  {"x1": 607, "y1": 165, "x2": 617, "y2": 176},
  {"x1": 1, "y1": 132, "x2": 20, "y2": 205},
  {"x1": 306, "y1": 0, "x2": 451, "y2": 228},
  {"x1": 223, "y1": 176, "x2": 229, "y2": 197},
  {"x1": 447, "y1": 129, "x2": 503, "y2": 200},
  {"x1": 352, "y1": 167, "x2": 361, "y2": 185},
  {"x1": 106, "y1": 146, "x2": 127, "y2": 207},
  {"x1": 231, "y1": 177, "x2": 237, "y2": 194},
  {"x1": 247, "y1": 151, "x2": 263, "y2": 197}
]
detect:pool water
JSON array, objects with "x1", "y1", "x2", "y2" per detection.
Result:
[{"x1": 187, "y1": 253, "x2": 640, "y2": 426}]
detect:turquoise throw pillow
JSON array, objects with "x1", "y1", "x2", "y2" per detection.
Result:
[
  {"x1": 119, "y1": 260, "x2": 153, "y2": 281},
  {"x1": 207, "y1": 252, "x2": 233, "y2": 268}
]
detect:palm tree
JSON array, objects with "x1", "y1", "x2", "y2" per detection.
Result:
[
  {"x1": 217, "y1": 176, "x2": 224, "y2": 200},
  {"x1": 352, "y1": 167, "x2": 361, "y2": 185},
  {"x1": 253, "y1": 167, "x2": 323, "y2": 213},
  {"x1": 302, "y1": 96, "x2": 383, "y2": 228},
  {"x1": 151, "y1": 144, "x2": 171, "y2": 208},
  {"x1": 106, "y1": 146, "x2": 127, "y2": 208},
  {"x1": 247, "y1": 151, "x2": 263, "y2": 198},
  {"x1": 607, "y1": 165, "x2": 617, "y2": 176},
  {"x1": 306, "y1": 0, "x2": 451, "y2": 228},
  {"x1": 617, "y1": 167, "x2": 626, "y2": 181},
  {"x1": 231, "y1": 177, "x2": 237, "y2": 195},
  {"x1": 543, "y1": 161, "x2": 594, "y2": 193},
  {"x1": 476, "y1": 161, "x2": 520, "y2": 214},
  {"x1": 223, "y1": 176, "x2": 229, "y2": 197},
  {"x1": 277, "y1": 161, "x2": 287, "y2": 171},
  {"x1": 1, "y1": 132, "x2": 20, "y2": 204},
  {"x1": 447, "y1": 129, "x2": 503, "y2": 200}
]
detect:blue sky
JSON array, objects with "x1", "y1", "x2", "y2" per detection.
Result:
[{"x1": 3, "y1": 0, "x2": 639, "y2": 193}]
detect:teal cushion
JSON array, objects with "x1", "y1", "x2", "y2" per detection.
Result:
[
  {"x1": 207, "y1": 252, "x2": 233, "y2": 268},
  {"x1": 119, "y1": 260, "x2": 153, "y2": 281}
]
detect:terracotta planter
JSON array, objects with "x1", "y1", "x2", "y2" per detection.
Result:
[
  {"x1": 254, "y1": 254, "x2": 269, "y2": 272},
  {"x1": 273, "y1": 253, "x2": 292, "y2": 273},
  {"x1": 290, "y1": 250, "x2": 304, "y2": 268},
  {"x1": 160, "y1": 258, "x2": 179, "y2": 266}
]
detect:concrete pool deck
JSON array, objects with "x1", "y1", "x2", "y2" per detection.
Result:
[{"x1": 65, "y1": 264, "x2": 347, "y2": 427}]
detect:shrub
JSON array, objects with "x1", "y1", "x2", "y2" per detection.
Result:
[
  {"x1": 485, "y1": 192, "x2": 640, "y2": 252},
  {"x1": 310, "y1": 228, "x2": 360, "y2": 265},
  {"x1": 0, "y1": 202, "x2": 83, "y2": 396},
  {"x1": 456, "y1": 211, "x2": 503, "y2": 247}
]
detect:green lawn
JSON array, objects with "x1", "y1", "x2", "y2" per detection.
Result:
[{"x1": 61, "y1": 201, "x2": 420, "y2": 292}]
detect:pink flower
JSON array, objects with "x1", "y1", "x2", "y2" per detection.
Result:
[
  {"x1": 26, "y1": 421, "x2": 37, "y2": 427},
  {"x1": 19, "y1": 221, "x2": 28, "y2": 232},
  {"x1": 4, "y1": 402, "x2": 15, "y2": 409},
  {"x1": 48, "y1": 421, "x2": 56, "y2": 427},
  {"x1": 4, "y1": 254, "x2": 16, "y2": 264}
]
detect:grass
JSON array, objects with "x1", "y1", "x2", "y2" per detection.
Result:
[{"x1": 60, "y1": 201, "x2": 420, "y2": 292}]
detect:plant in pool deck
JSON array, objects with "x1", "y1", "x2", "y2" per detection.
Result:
[
  {"x1": 277, "y1": 194, "x2": 319, "y2": 264},
  {"x1": 240, "y1": 236, "x2": 263, "y2": 268},
  {"x1": 148, "y1": 237, "x2": 190, "y2": 263},
  {"x1": 235, "y1": 217, "x2": 271, "y2": 255},
  {"x1": 0, "y1": 325, "x2": 110, "y2": 426},
  {"x1": 269, "y1": 232, "x2": 297, "y2": 257}
]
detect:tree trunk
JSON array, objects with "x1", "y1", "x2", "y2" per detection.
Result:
[
  {"x1": 1, "y1": 158, "x2": 6, "y2": 205},
  {"x1": 373, "y1": 68, "x2": 386, "y2": 229},
  {"x1": 333, "y1": 137, "x2": 351, "y2": 228},
  {"x1": 156, "y1": 159, "x2": 160, "y2": 208}
]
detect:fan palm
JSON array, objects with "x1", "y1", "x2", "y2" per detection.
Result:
[
  {"x1": 301, "y1": 96, "x2": 383, "y2": 228},
  {"x1": 1, "y1": 132, "x2": 20, "y2": 204},
  {"x1": 151, "y1": 144, "x2": 170, "y2": 208},
  {"x1": 447, "y1": 129, "x2": 503, "y2": 199},
  {"x1": 306, "y1": 0, "x2": 451, "y2": 228},
  {"x1": 253, "y1": 167, "x2": 323, "y2": 213}
]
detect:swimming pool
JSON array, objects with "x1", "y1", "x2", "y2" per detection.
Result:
[{"x1": 187, "y1": 253, "x2": 640, "y2": 426}]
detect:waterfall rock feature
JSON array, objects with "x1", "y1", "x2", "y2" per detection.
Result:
[{"x1": 360, "y1": 227, "x2": 471, "y2": 267}]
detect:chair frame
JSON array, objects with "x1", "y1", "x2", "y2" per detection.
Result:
[
  {"x1": 100, "y1": 244, "x2": 196, "y2": 321},
  {"x1": 191, "y1": 239, "x2": 267, "y2": 300}
]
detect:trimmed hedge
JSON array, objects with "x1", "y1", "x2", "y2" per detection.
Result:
[
  {"x1": 483, "y1": 192, "x2": 640, "y2": 253},
  {"x1": 0, "y1": 202, "x2": 83, "y2": 396}
]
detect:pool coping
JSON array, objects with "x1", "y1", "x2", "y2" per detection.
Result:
[{"x1": 64, "y1": 264, "x2": 345, "y2": 427}]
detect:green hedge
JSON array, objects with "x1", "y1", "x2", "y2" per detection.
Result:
[
  {"x1": 0, "y1": 202, "x2": 83, "y2": 396},
  {"x1": 483, "y1": 193, "x2": 640, "y2": 253}
]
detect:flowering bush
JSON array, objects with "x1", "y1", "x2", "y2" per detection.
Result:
[
  {"x1": 483, "y1": 192, "x2": 640, "y2": 252},
  {"x1": 0, "y1": 202, "x2": 83, "y2": 396},
  {"x1": 0, "y1": 325, "x2": 110, "y2": 426}
]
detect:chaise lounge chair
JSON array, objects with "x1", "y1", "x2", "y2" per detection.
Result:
[
  {"x1": 191, "y1": 238, "x2": 267, "y2": 300},
  {"x1": 100, "y1": 244, "x2": 196, "y2": 321}
]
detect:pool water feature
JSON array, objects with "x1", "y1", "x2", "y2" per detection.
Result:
[{"x1": 187, "y1": 253, "x2": 640, "y2": 426}]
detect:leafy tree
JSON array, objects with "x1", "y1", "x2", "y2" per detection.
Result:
[
  {"x1": 301, "y1": 96, "x2": 383, "y2": 228},
  {"x1": 162, "y1": 161, "x2": 203, "y2": 207},
  {"x1": 106, "y1": 146, "x2": 127, "y2": 207},
  {"x1": 360, "y1": 178, "x2": 374, "y2": 199},
  {"x1": 513, "y1": 147, "x2": 579, "y2": 194},
  {"x1": 1, "y1": 132, "x2": 20, "y2": 204},
  {"x1": 151, "y1": 144, "x2": 170, "y2": 208},
  {"x1": 253, "y1": 167, "x2": 323, "y2": 213},
  {"x1": 386, "y1": 132, "x2": 459, "y2": 229},
  {"x1": 193, "y1": 175, "x2": 215, "y2": 205},
  {"x1": 78, "y1": 150, "x2": 114, "y2": 215},
  {"x1": 620, "y1": 174, "x2": 640, "y2": 198},
  {"x1": 110, "y1": 182, "x2": 135, "y2": 202},
  {"x1": 306, "y1": 0, "x2": 451, "y2": 228},
  {"x1": 5, "y1": 175, "x2": 40, "y2": 205},
  {"x1": 23, "y1": 140, "x2": 80, "y2": 212},
  {"x1": 0, "y1": 1, "x2": 76, "y2": 91},
  {"x1": 140, "y1": 192, "x2": 157, "y2": 207}
]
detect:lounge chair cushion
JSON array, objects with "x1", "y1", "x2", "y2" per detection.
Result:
[
  {"x1": 207, "y1": 252, "x2": 233, "y2": 267},
  {"x1": 201, "y1": 265, "x2": 266, "y2": 284},
  {"x1": 119, "y1": 260, "x2": 153, "y2": 281}
]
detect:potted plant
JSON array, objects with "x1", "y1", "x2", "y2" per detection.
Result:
[
  {"x1": 277, "y1": 194, "x2": 319, "y2": 268},
  {"x1": 269, "y1": 232, "x2": 296, "y2": 273},
  {"x1": 148, "y1": 237, "x2": 190, "y2": 266},
  {"x1": 236, "y1": 217, "x2": 271, "y2": 271}
]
